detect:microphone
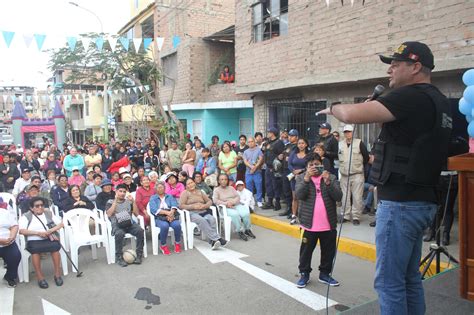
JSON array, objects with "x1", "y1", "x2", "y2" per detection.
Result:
[{"x1": 369, "y1": 84, "x2": 385, "y2": 101}]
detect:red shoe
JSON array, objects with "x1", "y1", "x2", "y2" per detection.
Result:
[
  {"x1": 174, "y1": 243, "x2": 181, "y2": 254},
  {"x1": 160, "y1": 245, "x2": 171, "y2": 255}
]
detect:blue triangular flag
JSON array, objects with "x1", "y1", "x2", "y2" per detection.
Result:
[
  {"x1": 95, "y1": 37, "x2": 104, "y2": 51},
  {"x1": 119, "y1": 37, "x2": 129, "y2": 51},
  {"x1": 2, "y1": 31, "x2": 15, "y2": 48},
  {"x1": 172, "y1": 35, "x2": 181, "y2": 49},
  {"x1": 143, "y1": 38, "x2": 152, "y2": 50},
  {"x1": 133, "y1": 87, "x2": 137, "y2": 93},
  {"x1": 107, "y1": 90, "x2": 112, "y2": 96},
  {"x1": 67, "y1": 37, "x2": 77, "y2": 51},
  {"x1": 34, "y1": 34, "x2": 46, "y2": 51},
  {"x1": 26, "y1": 95, "x2": 32, "y2": 102}
]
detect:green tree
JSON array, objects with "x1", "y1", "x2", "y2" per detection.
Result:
[{"x1": 47, "y1": 32, "x2": 185, "y2": 143}]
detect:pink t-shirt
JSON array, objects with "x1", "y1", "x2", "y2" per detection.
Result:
[{"x1": 303, "y1": 176, "x2": 331, "y2": 232}]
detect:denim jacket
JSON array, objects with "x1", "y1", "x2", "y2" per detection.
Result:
[
  {"x1": 196, "y1": 157, "x2": 217, "y2": 175},
  {"x1": 148, "y1": 194, "x2": 179, "y2": 216}
]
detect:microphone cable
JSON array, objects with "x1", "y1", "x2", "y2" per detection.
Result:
[{"x1": 325, "y1": 125, "x2": 357, "y2": 314}]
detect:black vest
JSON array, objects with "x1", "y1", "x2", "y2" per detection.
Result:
[{"x1": 370, "y1": 84, "x2": 452, "y2": 187}]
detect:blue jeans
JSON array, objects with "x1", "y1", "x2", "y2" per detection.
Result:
[
  {"x1": 245, "y1": 172, "x2": 262, "y2": 202},
  {"x1": 156, "y1": 219, "x2": 182, "y2": 246},
  {"x1": 0, "y1": 242, "x2": 21, "y2": 281},
  {"x1": 374, "y1": 200, "x2": 436, "y2": 315},
  {"x1": 364, "y1": 183, "x2": 374, "y2": 208}
]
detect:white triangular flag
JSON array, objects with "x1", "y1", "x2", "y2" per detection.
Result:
[
  {"x1": 108, "y1": 37, "x2": 118, "y2": 51},
  {"x1": 351, "y1": 0, "x2": 354, "y2": 6},
  {"x1": 155, "y1": 37, "x2": 164, "y2": 51},
  {"x1": 81, "y1": 37, "x2": 92, "y2": 50},
  {"x1": 18, "y1": 95, "x2": 24, "y2": 102},
  {"x1": 126, "y1": 88, "x2": 131, "y2": 94},
  {"x1": 2, "y1": 95, "x2": 8, "y2": 103},
  {"x1": 34, "y1": 95, "x2": 39, "y2": 104},
  {"x1": 56, "y1": 95, "x2": 61, "y2": 101},
  {"x1": 325, "y1": 0, "x2": 330, "y2": 6},
  {"x1": 74, "y1": 94, "x2": 79, "y2": 100},
  {"x1": 120, "y1": 89, "x2": 125, "y2": 94},
  {"x1": 133, "y1": 38, "x2": 142, "y2": 53},
  {"x1": 144, "y1": 85, "x2": 150, "y2": 91},
  {"x1": 82, "y1": 93, "x2": 87, "y2": 100},
  {"x1": 23, "y1": 34, "x2": 34, "y2": 48},
  {"x1": 113, "y1": 90, "x2": 118, "y2": 95},
  {"x1": 133, "y1": 87, "x2": 137, "y2": 93},
  {"x1": 138, "y1": 86, "x2": 143, "y2": 92}
]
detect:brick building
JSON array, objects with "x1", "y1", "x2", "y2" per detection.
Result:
[
  {"x1": 235, "y1": 0, "x2": 474, "y2": 148},
  {"x1": 118, "y1": 0, "x2": 253, "y2": 145}
]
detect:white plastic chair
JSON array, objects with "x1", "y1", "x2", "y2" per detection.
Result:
[
  {"x1": 212, "y1": 205, "x2": 232, "y2": 241},
  {"x1": 103, "y1": 212, "x2": 147, "y2": 263},
  {"x1": 63, "y1": 208, "x2": 111, "y2": 271},
  {"x1": 18, "y1": 227, "x2": 69, "y2": 282},
  {"x1": 146, "y1": 204, "x2": 187, "y2": 255},
  {"x1": 182, "y1": 209, "x2": 217, "y2": 249}
]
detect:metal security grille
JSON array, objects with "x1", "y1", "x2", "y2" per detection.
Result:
[{"x1": 264, "y1": 98, "x2": 327, "y2": 146}]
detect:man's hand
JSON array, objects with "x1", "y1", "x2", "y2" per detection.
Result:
[
  {"x1": 316, "y1": 108, "x2": 331, "y2": 116},
  {"x1": 127, "y1": 194, "x2": 134, "y2": 202}
]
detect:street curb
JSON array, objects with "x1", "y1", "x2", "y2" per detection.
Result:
[{"x1": 250, "y1": 213, "x2": 451, "y2": 273}]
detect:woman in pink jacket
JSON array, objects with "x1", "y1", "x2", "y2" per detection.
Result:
[{"x1": 165, "y1": 173, "x2": 185, "y2": 199}]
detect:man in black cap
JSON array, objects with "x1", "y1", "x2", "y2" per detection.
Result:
[
  {"x1": 279, "y1": 129, "x2": 299, "y2": 218},
  {"x1": 261, "y1": 127, "x2": 285, "y2": 210},
  {"x1": 314, "y1": 122, "x2": 339, "y2": 176},
  {"x1": 317, "y1": 41, "x2": 451, "y2": 315}
]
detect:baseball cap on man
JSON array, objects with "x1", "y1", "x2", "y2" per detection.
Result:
[
  {"x1": 21, "y1": 168, "x2": 30, "y2": 173},
  {"x1": 343, "y1": 125, "x2": 354, "y2": 132},
  {"x1": 379, "y1": 41, "x2": 435, "y2": 70},
  {"x1": 267, "y1": 127, "x2": 279, "y2": 135},
  {"x1": 319, "y1": 122, "x2": 332, "y2": 130},
  {"x1": 235, "y1": 180, "x2": 245, "y2": 186},
  {"x1": 288, "y1": 129, "x2": 299, "y2": 137}
]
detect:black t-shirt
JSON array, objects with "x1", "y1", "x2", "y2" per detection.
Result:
[
  {"x1": 235, "y1": 145, "x2": 248, "y2": 172},
  {"x1": 376, "y1": 83, "x2": 439, "y2": 203}
]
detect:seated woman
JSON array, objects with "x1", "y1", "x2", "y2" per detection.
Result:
[
  {"x1": 84, "y1": 174, "x2": 103, "y2": 202},
  {"x1": 148, "y1": 181, "x2": 182, "y2": 255},
  {"x1": 179, "y1": 178, "x2": 226, "y2": 249},
  {"x1": 0, "y1": 205, "x2": 21, "y2": 287},
  {"x1": 110, "y1": 172, "x2": 123, "y2": 189},
  {"x1": 213, "y1": 174, "x2": 253, "y2": 241},
  {"x1": 178, "y1": 171, "x2": 188, "y2": 185},
  {"x1": 165, "y1": 173, "x2": 185, "y2": 199},
  {"x1": 40, "y1": 170, "x2": 57, "y2": 204},
  {"x1": 19, "y1": 197, "x2": 65, "y2": 289},
  {"x1": 92, "y1": 164, "x2": 108, "y2": 181},
  {"x1": 64, "y1": 185, "x2": 95, "y2": 212},
  {"x1": 193, "y1": 172, "x2": 212, "y2": 197},
  {"x1": 68, "y1": 167, "x2": 86, "y2": 187},
  {"x1": 148, "y1": 171, "x2": 159, "y2": 191},
  {"x1": 135, "y1": 176, "x2": 155, "y2": 226},
  {"x1": 95, "y1": 179, "x2": 115, "y2": 211}
]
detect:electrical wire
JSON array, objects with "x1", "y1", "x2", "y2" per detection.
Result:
[{"x1": 324, "y1": 123, "x2": 356, "y2": 314}]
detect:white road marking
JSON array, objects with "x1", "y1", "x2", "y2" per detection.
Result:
[
  {"x1": 0, "y1": 266, "x2": 14, "y2": 315},
  {"x1": 195, "y1": 242, "x2": 337, "y2": 311},
  {"x1": 42, "y1": 299, "x2": 71, "y2": 315}
]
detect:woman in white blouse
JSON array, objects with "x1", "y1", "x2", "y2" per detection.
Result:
[{"x1": 0, "y1": 204, "x2": 21, "y2": 287}]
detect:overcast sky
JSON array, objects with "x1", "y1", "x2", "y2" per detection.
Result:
[{"x1": 0, "y1": 0, "x2": 130, "y2": 89}]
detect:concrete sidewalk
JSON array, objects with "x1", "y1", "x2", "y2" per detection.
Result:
[{"x1": 251, "y1": 206, "x2": 460, "y2": 272}]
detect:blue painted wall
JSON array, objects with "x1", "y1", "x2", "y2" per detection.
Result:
[{"x1": 174, "y1": 108, "x2": 254, "y2": 145}]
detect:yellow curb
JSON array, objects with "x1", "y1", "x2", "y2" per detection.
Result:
[{"x1": 251, "y1": 213, "x2": 452, "y2": 275}]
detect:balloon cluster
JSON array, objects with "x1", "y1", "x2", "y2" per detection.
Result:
[{"x1": 460, "y1": 69, "x2": 474, "y2": 137}]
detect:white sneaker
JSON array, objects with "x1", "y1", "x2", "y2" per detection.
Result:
[{"x1": 257, "y1": 202, "x2": 263, "y2": 208}]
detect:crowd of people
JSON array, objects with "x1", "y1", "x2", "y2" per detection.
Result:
[{"x1": 0, "y1": 120, "x2": 455, "y2": 291}]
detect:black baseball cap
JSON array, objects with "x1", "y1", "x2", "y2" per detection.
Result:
[
  {"x1": 379, "y1": 41, "x2": 435, "y2": 70},
  {"x1": 319, "y1": 122, "x2": 332, "y2": 130}
]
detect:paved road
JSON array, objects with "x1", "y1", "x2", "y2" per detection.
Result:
[{"x1": 6, "y1": 225, "x2": 377, "y2": 314}]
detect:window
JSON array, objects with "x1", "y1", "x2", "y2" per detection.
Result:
[
  {"x1": 84, "y1": 96, "x2": 89, "y2": 116},
  {"x1": 141, "y1": 15, "x2": 154, "y2": 38},
  {"x1": 239, "y1": 119, "x2": 253, "y2": 139},
  {"x1": 252, "y1": 0, "x2": 288, "y2": 42},
  {"x1": 192, "y1": 120, "x2": 202, "y2": 139},
  {"x1": 161, "y1": 53, "x2": 178, "y2": 86}
]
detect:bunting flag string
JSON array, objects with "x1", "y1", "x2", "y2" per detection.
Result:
[{"x1": 0, "y1": 30, "x2": 162, "y2": 53}]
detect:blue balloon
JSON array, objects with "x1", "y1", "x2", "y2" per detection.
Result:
[
  {"x1": 467, "y1": 115, "x2": 473, "y2": 123},
  {"x1": 459, "y1": 97, "x2": 473, "y2": 116},
  {"x1": 464, "y1": 86, "x2": 474, "y2": 104},
  {"x1": 463, "y1": 69, "x2": 474, "y2": 86},
  {"x1": 468, "y1": 121, "x2": 474, "y2": 138}
]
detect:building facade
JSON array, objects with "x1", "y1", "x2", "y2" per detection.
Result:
[
  {"x1": 235, "y1": 0, "x2": 474, "y2": 148},
  {"x1": 118, "y1": 0, "x2": 253, "y2": 145}
]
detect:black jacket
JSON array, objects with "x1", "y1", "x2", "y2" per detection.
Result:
[
  {"x1": 0, "y1": 162, "x2": 20, "y2": 191},
  {"x1": 295, "y1": 173, "x2": 342, "y2": 230},
  {"x1": 64, "y1": 195, "x2": 95, "y2": 212},
  {"x1": 96, "y1": 191, "x2": 115, "y2": 211}
]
